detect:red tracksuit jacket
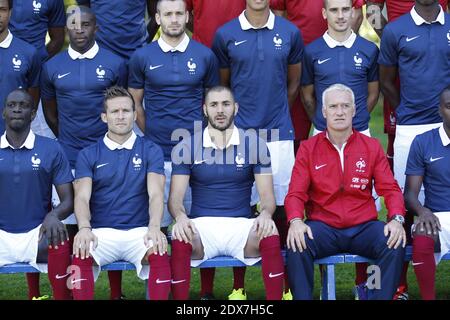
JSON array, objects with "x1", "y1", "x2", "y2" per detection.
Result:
[{"x1": 285, "y1": 130, "x2": 405, "y2": 229}]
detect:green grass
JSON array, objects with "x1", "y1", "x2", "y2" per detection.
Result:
[{"x1": 1, "y1": 99, "x2": 449, "y2": 300}]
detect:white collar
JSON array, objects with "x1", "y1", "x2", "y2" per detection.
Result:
[
  {"x1": 410, "y1": 5, "x2": 445, "y2": 25},
  {"x1": 239, "y1": 10, "x2": 275, "y2": 30},
  {"x1": 103, "y1": 131, "x2": 137, "y2": 150},
  {"x1": 203, "y1": 126, "x2": 240, "y2": 149},
  {"x1": 157, "y1": 33, "x2": 190, "y2": 53},
  {"x1": 323, "y1": 30, "x2": 357, "y2": 49},
  {"x1": 0, "y1": 30, "x2": 13, "y2": 49},
  {"x1": 68, "y1": 42, "x2": 99, "y2": 60},
  {"x1": 439, "y1": 124, "x2": 450, "y2": 147},
  {"x1": 0, "y1": 130, "x2": 35, "y2": 149}
]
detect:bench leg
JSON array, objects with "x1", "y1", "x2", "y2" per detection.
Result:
[{"x1": 321, "y1": 265, "x2": 336, "y2": 300}]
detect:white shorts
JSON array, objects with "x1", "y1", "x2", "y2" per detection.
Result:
[
  {"x1": 0, "y1": 225, "x2": 47, "y2": 273},
  {"x1": 187, "y1": 217, "x2": 261, "y2": 267},
  {"x1": 89, "y1": 227, "x2": 153, "y2": 281},
  {"x1": 53, "y1": 169, "x2": 76, "y2": 224},
  {"x1": 433, "y1": 212, "x2": 450, "y2": 265},
  {"x1": 162, "y1": 161, "x2": 192, "y2": 228},
  {"x1": 394, "y1": 123, "x2": 442, "y2": 203},
  {"x1": 251, "y1": 140, "x2": 295, "y2": 206}
]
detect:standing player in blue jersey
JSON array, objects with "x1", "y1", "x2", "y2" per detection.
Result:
[
  {"x1": 169, "y1": 86, "x2": 285, "y2": 300},
  {"x1": 10, "y1": 0, "x2": 66, "y2": 140},
  {"x1": 404, "y1": 86, "x2": 450, "y2": 300},
  {"x1": 379, "y1": 0, "x2": 450, "y2": 207},
  {"x1": 128, "y1": 0, "x2": 219, "y2": 236},
  {"x1": 301, "y1": 0, "x2": 379, "y2": 136},
  {"x1": 0, "y1": 0, "x2": 40, "y2": 134},
  {"x1": 0, "y1": 89, "x2": 74, "y2": 300},
  {"x1": 71, "y1": 86, "x2": 170, "y2": 300},
  {"x1": 212, "y1": 0, "x2": 303, "y2": 299},
  {"x1": 10, "y1": 0, "x2": 65, "y2": 63},
  {"x1": 76, "y1": 0, "x2": 156, "y2": 60},
  {"x1": 40, "y1": 6, "x2": 127, "y2": 299}
]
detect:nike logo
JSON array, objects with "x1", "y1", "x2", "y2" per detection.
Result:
[
  {"x1": 318, "y1": 58, "x2": 331, "y2": 65},
  {"x1": 71, "y1": 278, "x2": 87, "y2": 284},
  {"x1": 268, "y1": 272, "x2": 284, "y2": 278},
  {"x1": 234, "y1": 40, "x2": 247, "y2": 46},
  {"x1": 412, "y1": 262, "x2": 424, "y2": 266},
  {"x1": 194, "y1": 159, "x2": 207, "y2": 165},
  {"x1": 57, "y1": 72, "x2": 71, "y2": 79},
  {"x1": 430, "y1": 156, "x2": 444, "y2": 162},
  {"x1": 156, "y1": 278, "x2": 171, "y2": 284},
  {"x1": 55, "y1": 273, "x2": 70, "y2": 279},
  {"x1": 406, "y1": 36, "x2": 420, "y2": 42},
  {"x1": 315, "y1": 164, "x2": 327, "y2": 170},
  {"x1": 96, "y1": 163, "x2": 109, "y2": 169},
  {"x1": 149, "y1": 64, "x2": 163, "y2": 70},
  {"x1": 171, "y1": 279, "x2": 186, "y2": 284}
]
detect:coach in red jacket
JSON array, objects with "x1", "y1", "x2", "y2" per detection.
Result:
[{"x1": 284, "y1": 83, "x2": 406, "y2": 300}]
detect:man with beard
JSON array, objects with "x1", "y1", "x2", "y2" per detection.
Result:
[
  {"x1": 128, "y1": 0, "x2": 219, "y2": 237},
  {"x1": 169, "y1": 86, "x2": 285, "y2": 300}
]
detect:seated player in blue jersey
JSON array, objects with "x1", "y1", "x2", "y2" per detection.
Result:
[
  {"x1": 0, "y1": 89, "x2": 74, "y2": 300},
  {"x1": 168, "y1": 86, "x2": 284, "y2": 300},
  {"x1": 404, "y1": 86, "x2": 450, "y2": 300},
  {"x1": 285, "y1": 84, "x2": 406, "y2": 300},
  {"x1": 70, "y1": 86, "x2": 170, "y2": 300}
]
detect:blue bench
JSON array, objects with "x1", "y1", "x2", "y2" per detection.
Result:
[{"x1": 1, "y1": 247, "x2": 449, "y2": 300}]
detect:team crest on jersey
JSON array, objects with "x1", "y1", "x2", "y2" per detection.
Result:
[
  {"x1": 187, "y1": 58, "x2": 197, "y2": 75},
  {"x1": 31, "y1": 153, "x2": 41, "y2": 170},
  {"x1": 96, "y1": 65, "x2": 106, "y2": 80},
  {"x1": 235, "y1": 153, "x2": 245, "y2": 169},
  {"x1": 273, "y1": 34, "x2": 283, "y2": 50},
  {"x1": 33, "y1": 0, "x2": 42, "y2": 13},
  {"x1": 133, "y1": 154, "x2": 142, "y2": 170},
  {"x1": 354, "y1": 53, "x2": 362, "y2": 69},
  {"x1": 12, "y1": 54, "x2": 22, "y2": 71},
  {"x1": 355, "y1": 158, "x2": 366, "y2": 173},
  {"x1": 447, "y1": 30, "x2": 450, "y2": 45}
]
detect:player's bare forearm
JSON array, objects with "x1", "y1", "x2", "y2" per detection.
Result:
[
  {"x1": 51, "y1": 183, "x2": 74, "y2": 221},
  {"x1": 367, "y1": 81, "x2": 380, "y2": 113},
  {"x1": 300, "y1": 86, "x2": 316, "y2": 121},
  {"x1": 148, "y1": 173, "x2": 165, "y2": 228},
  {"x1": 287, "y1": 63, "x2": 301, "y2": 110},
  {"x1": 47, "y1": 27, "x2": 65, "y2": 58},
  {"x1": 380, "y1": 66, "x2": 400, "y2": 109},
  {"x1": 74, "y1": 178, "x2": 93, "y2": 228},
  {"x1": 42, "y1": 98, "x2": 59, "y2": 137}
]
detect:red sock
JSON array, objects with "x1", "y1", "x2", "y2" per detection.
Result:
[
  {"x1": 48, "y1": 241, "x2": 72, "y2": 300},
  {"x1": 108, "y1": 271, "x2": 122, "y2": 300},
  {"x1": 355, "y1": 263, "x2": 368, "y2": 285},
  {"x1": 233, "y1": 267, "x2": 246, "y2": 290},
  {"x1": 259, "y1": 235, "x2": 284, "y2": 300},
  {"x1": 71, "y1": 256, "x2": 95, "y2": 300},
  {"x1": 148, "y1": 253, "x2": 171, "y2": 300},
  {"x1": 200, "y1": 268, "x2": 215, "y2": 296},
  {"x1": 26, "y1": 273, "x2": 41, "y2": 300},
  {"x1": 413, "y1": 235, "x2": 436, "y2": 300},
  {"x1": 170, "y1": 240, "x2": 192, "y2": 300}
]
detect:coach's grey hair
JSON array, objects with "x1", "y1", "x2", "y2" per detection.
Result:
[{"x1": 322, "y1": 83, "x2": 355, "y2": 110}]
